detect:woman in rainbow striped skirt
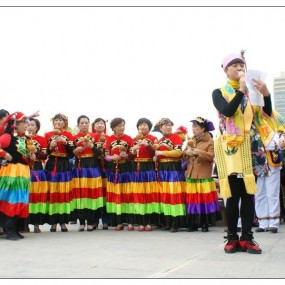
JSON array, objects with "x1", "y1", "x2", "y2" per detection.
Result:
[
  {"x1": 104, "y1": 118, "x2": 134, "y2": 231},
  {"x1": 130, "y1": 118, "x2": 159, "y2": 232},
  {"x1": 91, "y1": 117, "x2": 110, "y2": 230},
  {"x1": 183, "y1": 117, "x2": 221, "y2": 232},
  {"x1": 153, "y1": 118, "x2": 186, "y2": 233},
  {"x1": 27, "y1": 117, "x2": 48, "y2": 233},
  {"x1": 45, "y1": 113, "x2": 74, "y2": 232},
  {"x1": 0, "y1": 112, "x2": 36, "y2": 240},
  {"x1": 71, "y1": 115, "x2": 104, "y2": 232}
]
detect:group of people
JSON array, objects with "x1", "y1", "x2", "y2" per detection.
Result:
[
  {"x1": 0, "y1": 51, "x2": 285, "y2": 257},
  {"x1": 0, "y1": 108, "x2": 222, "y2": 240}
]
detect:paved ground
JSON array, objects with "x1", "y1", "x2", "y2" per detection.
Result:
[{"x1": 0, "y1": 222, "x2": 285, "y2": 279}]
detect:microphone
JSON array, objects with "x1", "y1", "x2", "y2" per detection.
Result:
[{"x1": 237, "y1": 70, "x2": 245, "y2": 77}]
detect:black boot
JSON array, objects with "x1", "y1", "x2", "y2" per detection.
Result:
[
  {"x1": 5, "y1": 227, "x2": 21, "y2": 240},
  {"x1": 16, "y1": 218, "x2": 25, "y2": 238},
  {"x1": 170, "y1": 220, "x2": 178, "y2": 233},
  {"x1": 17, "y1": 232, "x2": 25, "y2": 239},
  {"x1": 201, "y1": 223, "x2": 209, "y2": 232},
  {"x1": 4, "y1": 217, "x2": 20, "y2": 240},
  {"x1": 186, "y1": 224, "x2": 198, "y2": 232}
]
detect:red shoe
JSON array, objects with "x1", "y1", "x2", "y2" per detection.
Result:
[
  {"x1": 224, "y1": 240, "x2": 240, "y2": 253},
  {"x1": 239, "y1": 239, "x2": 262, "y2": 254},
  {"x1": 224, "y1": 234, "x2": 240, "y2": 253},
  {"x1": 128, "y1": 225, "x2": 134, "y2": 231},
  {"x1": 114, "y1": 225, "x2": 124, "y2": 231},
  {"x1": 138, "y1": 226, "x2": 145, "y2": 232}
]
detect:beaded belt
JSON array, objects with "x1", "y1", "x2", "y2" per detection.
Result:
[
  {"x1": 78, "y1": 154, "x2": 94, "y2": 158},
  {"x1": 134, "y1": 158, "x2": 153, "y2": 162},
  {"x1": 159, "y1": 158, "x2": 180, "y2": 163},
  {"x1": 50, "y1": 152, "x2": 68, "y2": 158}
]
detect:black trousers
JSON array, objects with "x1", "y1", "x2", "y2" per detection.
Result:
[{"x1": 226, "y1": 176, "x2": 255, "y2": 235}]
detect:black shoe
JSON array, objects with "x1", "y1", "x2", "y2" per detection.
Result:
[
  {"x1": 187, "y1": 225, "x2": 198, "y2": 232},
  {"x1": 202, "y1": 226, "x2": 209, "y2": 232},
  {"x1": 78, "y1": 226, "x2": 85, "y2": 232},
  {"x1": 34, "y1": 226, "x2": 41, "y2": 233},
  {"x1": 102, "y1": 224, "x2": 109, "y2": 230},
  {"x1": 60, "y1": 224, "x2": 68, "y2": 232},
  {"x1": 93, "y1": 224, "x2": 98, "y2": 230},
  {"x1": 50, "y1": 225, "x2": 57, "y2": 232},
  {"x1": 268, "y1": 227, "x2": 278, "y2": 233},
  {"x1": 6, "y1": 232, "x2": 21, "y2": 241},
  {"x1": 87, "y1": 226, "x2": 94, "y2": 232},
  {"x1": 17, "y1": 232, "x2": 24, "y2": 239},
  {"x1": 170, "y1": 227, "x2": 178, "y2": 233},
  {"x1": 255, "y1": 227, "x2": 267, "y2": 233}
]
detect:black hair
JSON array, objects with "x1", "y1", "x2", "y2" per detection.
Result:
[
  {"x1": 77, "y1": 115, "x2": 90, "y2": 125},
  {"x1": 93, "y1": 117, "x2": 106, "y2": 127},
  {"x1": 192, "y1": 121, "x2": 207, "y2": 131},
  {"x1": 110, "y1": 118, "x2": 125, "y2": 131},
  {"x1": 0, "y1": 109, "x2": 9, "y2": 120},
  {"x1": 4, "y1": 119, "x2": 14, "y2": 134},
  {"x1": 152, "y1": 124, "x2": 162, "y2": 133},
  {"x1": 136, "y1": 118, "x2": 153, "y2": 131},
  {"x1": 29, "y1": 117, "x2": 41, "y2": 133}
]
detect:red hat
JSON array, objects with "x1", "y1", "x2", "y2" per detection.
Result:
[
  {"x1": 175, "y1": 126, "x2": 188, "y2": 134},
  {"x1": 14, "y1": 112, "x2": 28, "y2": 122},
  {"x1": 7, "y1": 112, "x2": 29, "y2": 123},
  {"x1": 3, "y1": 112, "x2": 28, "y2": 133}
]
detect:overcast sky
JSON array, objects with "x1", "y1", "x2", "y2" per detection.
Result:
[{"x1": 1, "y1": 3, "x2": 285, "y2": 137}]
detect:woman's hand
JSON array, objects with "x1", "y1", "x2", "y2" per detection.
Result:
[
  {"x1": 252, "y1": 78, "x2": 270, "y2": 97},
  {"x1": 56, "y1": 136, "x2": 67, "y2": 144},
  {"x1": 29, "y1": 153, "x2": 36, "y2": 161},
  {"x1": 73, "y1": 146, "x2": 84, "y2": 155},
  {"x1": 139, "y1": 139, "x2": 148, "y2": 147},
  {"x1": 185, "y1": 148, "x2": 199, "y2": 157},
  {"x1": 112, "y1": 154, "x2": 120, "y2": 162},
  {"x1": 155, "y1": 150, "x2": 163, "y2": 157},
  {"x1": 119, "y1": 151, "x2": 128, "y2": 159},
  {"x1": 5, "y1": 152, "x2": 12, "y2": 161},
  {"x1": 82, "y1": 141, "x2": 94, "y2": 149},
  {"x1": 50, "y1": 140, "x2": 57, "y2": 149},
  {"x1": 132, "y1": 144, "x2": 140, "y2": 152},
  {"x1": 238, "y1": 71, "x2": 246, "y2": 93}
]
